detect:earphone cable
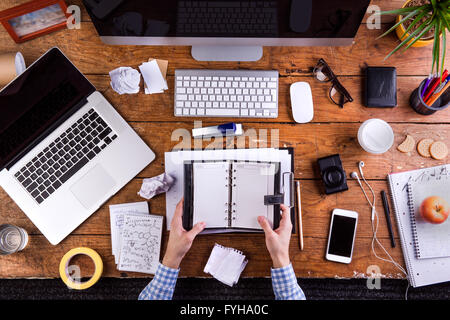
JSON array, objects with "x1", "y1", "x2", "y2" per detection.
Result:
[{"x1": 355, "y1": 166, "x2": 410, "y2": 299}]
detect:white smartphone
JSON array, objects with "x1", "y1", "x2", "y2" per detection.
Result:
[{"x1": 325, "y1": 209, "x2": 358, "y2": 264}]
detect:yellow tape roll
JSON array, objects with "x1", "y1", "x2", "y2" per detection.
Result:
[{"x1": 59, "y1": 247, "x2": 103, "y2": 290}]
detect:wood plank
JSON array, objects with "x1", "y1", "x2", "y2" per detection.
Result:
[
  {"x1": 0, "y1": 122, "x2": 448, "y2": 230},
  {"x1": 128, "y1": 122, "x2": 450, "y2": 180},
  {"x1": 0, "y1": 233, "x2": 405, "y2": 279},
  {"x1": 86, "y1": 74, "x2": 450, "y2": 124},
  {"x1": 0, "y1": 22, "x2": 447, "y2": 77},
  {"x1": 0, "y1": 178, "x2": 402, "y2": 241}
]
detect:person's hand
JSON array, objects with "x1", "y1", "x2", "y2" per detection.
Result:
[
  {"x1": 162, "y1": 198, "x2": 206, "y2": 269},
  {"x1": 258, "y1": 204, "x2": 292, "y2": 269}
]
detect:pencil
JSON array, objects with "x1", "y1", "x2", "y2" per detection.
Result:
[{"x1": 295, "y1": 181, "x2": 304, "y2": 250}]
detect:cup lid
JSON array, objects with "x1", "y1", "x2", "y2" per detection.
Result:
[{"x1": 358, "y1": 119, "x2": 394, "y2": 154}]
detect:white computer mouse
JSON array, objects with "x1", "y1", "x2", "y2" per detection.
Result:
[{"x1": 290, "y1": 82, "x2": 314, "y2": 123}]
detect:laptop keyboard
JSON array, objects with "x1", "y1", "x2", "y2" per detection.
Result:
[{"x1": 13, "y1": 108, "x2": 117, "y2": 204}]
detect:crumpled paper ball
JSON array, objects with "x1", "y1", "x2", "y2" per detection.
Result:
[{"x1": 138, "y1": 173, "x2": 174, "y2": 200}]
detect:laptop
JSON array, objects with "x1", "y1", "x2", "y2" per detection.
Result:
[{"x1": 0, "y1": 47, "x2": 155, "y2": 245}]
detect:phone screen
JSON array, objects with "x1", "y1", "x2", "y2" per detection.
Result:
[{"x1": 328, "y1": 215, "x2": 357, "y2": 258}]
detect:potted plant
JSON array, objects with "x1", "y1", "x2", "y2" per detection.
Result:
[{"x1": 377, "y1": 0, "x2": 449, "y2": 79}]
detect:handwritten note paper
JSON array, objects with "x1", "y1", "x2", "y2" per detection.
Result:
[
  {"x1": 118, "y1": 214, "x2": 163, "y2": 275},
  {"x1": 109, "y1": 201, "x2": 149, "y2": 264}
]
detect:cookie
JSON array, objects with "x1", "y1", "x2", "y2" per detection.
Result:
[
  {"x1": 430, "y1": 141, "x2": 448, "y2": 160},
  {"x1": 417, "y1": 138, "x2": 434, "y2": 158},
  {"x1": 397, "y1": 135, "x2": 415, "y2": 153}
]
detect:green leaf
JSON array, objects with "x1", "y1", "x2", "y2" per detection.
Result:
[
  {"x1": 403, "y1": 21, "x2": 435, "y2": 51},
  {"x1": 431, "y1": 23, "x2": 438, "y2": 73},
  {"x1": 400, "y1": 11, "x2": 430, "y2": 39},
  {"x1": 384, "y1": 22, "x2": 428, "y2": 61},
  {"x1": 437, "y1": 10, "x2": 450, "y2": 31},
  {"x1": 431, "y1": 0, "x2": 438, "y2": 9},
  {"x1": 376, "y1": 9, "x2": 420, "y2": 39},
  {"x1": 432, "y1": 21, "x2": 440, "y2": 74},
  {"x1": 440, "y1": 28, "x2": 446, "y2": 82},
  {"x1": 376, "y1": 5, "x2": 429, "y2": 16}
]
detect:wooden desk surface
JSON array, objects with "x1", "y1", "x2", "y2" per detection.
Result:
[{"x1": 0, "y1": 0, "x2": 449, "y2": 279}]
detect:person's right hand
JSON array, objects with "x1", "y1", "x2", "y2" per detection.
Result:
[
  {"x1": 162, "y1": 198, "x2": 206, "y2": 269},
  {"x1": 258, "y1": 204, "x2": 292, "y2": 268}
]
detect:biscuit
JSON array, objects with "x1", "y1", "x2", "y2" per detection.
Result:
[
  {"x1": 430, "y1": 141, "x2": 448, "y2": 160},
  {"x1": 417, "y1": 138, "x2": 434, "y2": 158},
  {"x1": 397, "y1": 135, "x2": 415, "y2": 153}
]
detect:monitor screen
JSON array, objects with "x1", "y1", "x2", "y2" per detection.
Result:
[
  {"x1": 0, "y1": 48, "x2": 95, "y2": 170},
  {"x1": 83, "y1": 0, "x2": 370, "y2": 39}
]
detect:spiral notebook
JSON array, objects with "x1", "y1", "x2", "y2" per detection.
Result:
[
  {"x1": 407, "y1": 175, "x2": 450, "y2": 259},
  {"x1": 388, "y1": 164, "x2": 450, "y2": 287}
]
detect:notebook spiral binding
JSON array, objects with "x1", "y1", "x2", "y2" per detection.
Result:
[
  {"x1": 407, "y1": 182, "x2": 421, "y2": 258},
  {"x1": 387, "y1": 177, "x2": 414, "y2": 286}
]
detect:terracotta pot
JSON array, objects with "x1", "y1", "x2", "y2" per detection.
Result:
[{"x1": 395, "y1": 0, "x2": 435, "y2": 47}]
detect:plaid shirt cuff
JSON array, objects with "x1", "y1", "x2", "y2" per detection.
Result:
[
  {"x1": 138, "y1": 263, "x2": 180, "y2": 300},
  {"x1": 271, "y1": 263, "x2": 306, "y2": 300}
]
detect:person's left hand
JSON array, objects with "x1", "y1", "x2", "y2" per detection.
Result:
[{"x1": 162, "y1": 198, "x2": 206, "y2": 269}]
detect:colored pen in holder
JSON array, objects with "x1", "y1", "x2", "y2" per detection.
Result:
[{"x1": 410, "y1": 79, "x2": 450, "y2": 115}]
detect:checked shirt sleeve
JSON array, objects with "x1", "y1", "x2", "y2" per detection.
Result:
[
  {"x1": 138, "y1": 263, "x2": 179, "y2": 300},
  {"x1": 271, "y1": 263, "x2": 306, "y2": 300}
]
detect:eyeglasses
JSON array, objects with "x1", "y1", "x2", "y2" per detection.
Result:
[{"x1": 313, "y1": 58, "x2": 353, "y2": 108}]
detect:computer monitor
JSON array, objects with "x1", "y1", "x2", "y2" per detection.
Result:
[{"x1": 83, "y1": 0, "x2": 371, "y2": 61}]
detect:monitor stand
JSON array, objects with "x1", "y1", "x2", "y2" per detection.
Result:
[{"x1": 191, "y1": 45, "x2": 263, "y2": 62}]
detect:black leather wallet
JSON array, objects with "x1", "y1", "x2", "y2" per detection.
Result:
[{"x1": 365, "y1": 67, "x2": 397, "y2": 108}]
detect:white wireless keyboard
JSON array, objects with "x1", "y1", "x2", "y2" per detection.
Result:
[{"x1": 174, "y1": 69, "x2": 279, "y2": 118}]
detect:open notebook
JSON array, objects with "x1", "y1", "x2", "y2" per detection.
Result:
[
  {"x1": 183, "y1": 161, "x2": 281, "y2": 232},
  {"x1": 407, "y1": 175, "x2": 450, "y2": 259}
]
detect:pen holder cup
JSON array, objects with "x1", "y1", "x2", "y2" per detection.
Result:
[{"x1": 410, "y1": 79, "x2": 450, "y2": 115}]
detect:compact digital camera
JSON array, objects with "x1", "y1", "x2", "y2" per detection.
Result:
[{"x1": 317, "y1": 154, "x2": 348, "y2": 195}]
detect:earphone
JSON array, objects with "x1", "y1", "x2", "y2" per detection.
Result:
[
  {"x1": 352, "y1": 162, "x2": 376, "y2": 221},
  {"x1": 351, "y1": 161, "x2": 410, "y2": 299}
]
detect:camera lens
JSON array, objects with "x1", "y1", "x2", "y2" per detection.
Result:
[{"x1": 323, "y1": 166, "x2": 344, "y2": 188}]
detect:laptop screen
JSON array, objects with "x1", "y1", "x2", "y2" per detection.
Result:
[{"x1": 0, "y1": 48, "x2": 95, "y2": 170}]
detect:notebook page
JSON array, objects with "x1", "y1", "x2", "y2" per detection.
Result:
[
  {"x1": 409, "y1": 175, "x2": 450, "y2": 259},
  {"x1": 193, "y1": 162, "x2": 230, "y2": 228},
  {"x1": 232, "y1": 162, "x2": 275, "y2": 229},
  {"x1": 109, "y1": 201, "x2": 149, "y2": 264},
  {"x1": 118, "y1": 214, "x2": 163, "y2": 274},
  {"x1": 164, "y1": 148, "x2": 291, "y2": 231}
]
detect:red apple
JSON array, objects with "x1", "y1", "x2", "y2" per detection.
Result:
[{"x1": 420, "y1": 196, "x2": 450, "y2": 224}]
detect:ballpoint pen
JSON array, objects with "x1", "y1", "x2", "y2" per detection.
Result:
[
  {"x1": 381, "y1": 191, "x2": 396, "y2": 248},
  {"x1": 424, "y1": 70, "x2": 448, "y2": 102},
  {"x1": 434, "y1": 74, "x2": 450, "y2": 94},
  {"x1": 421, "y1": 74, "x2": 433, "y2": 98}
]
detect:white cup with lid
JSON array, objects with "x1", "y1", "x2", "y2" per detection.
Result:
[{"x1": 357, "y1": 119, "x2": 394, "y2": 154}]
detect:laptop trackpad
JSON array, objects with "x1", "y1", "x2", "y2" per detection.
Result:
[{"x1": 70, "y1": 164, "x2": 116, "y2": 209}]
